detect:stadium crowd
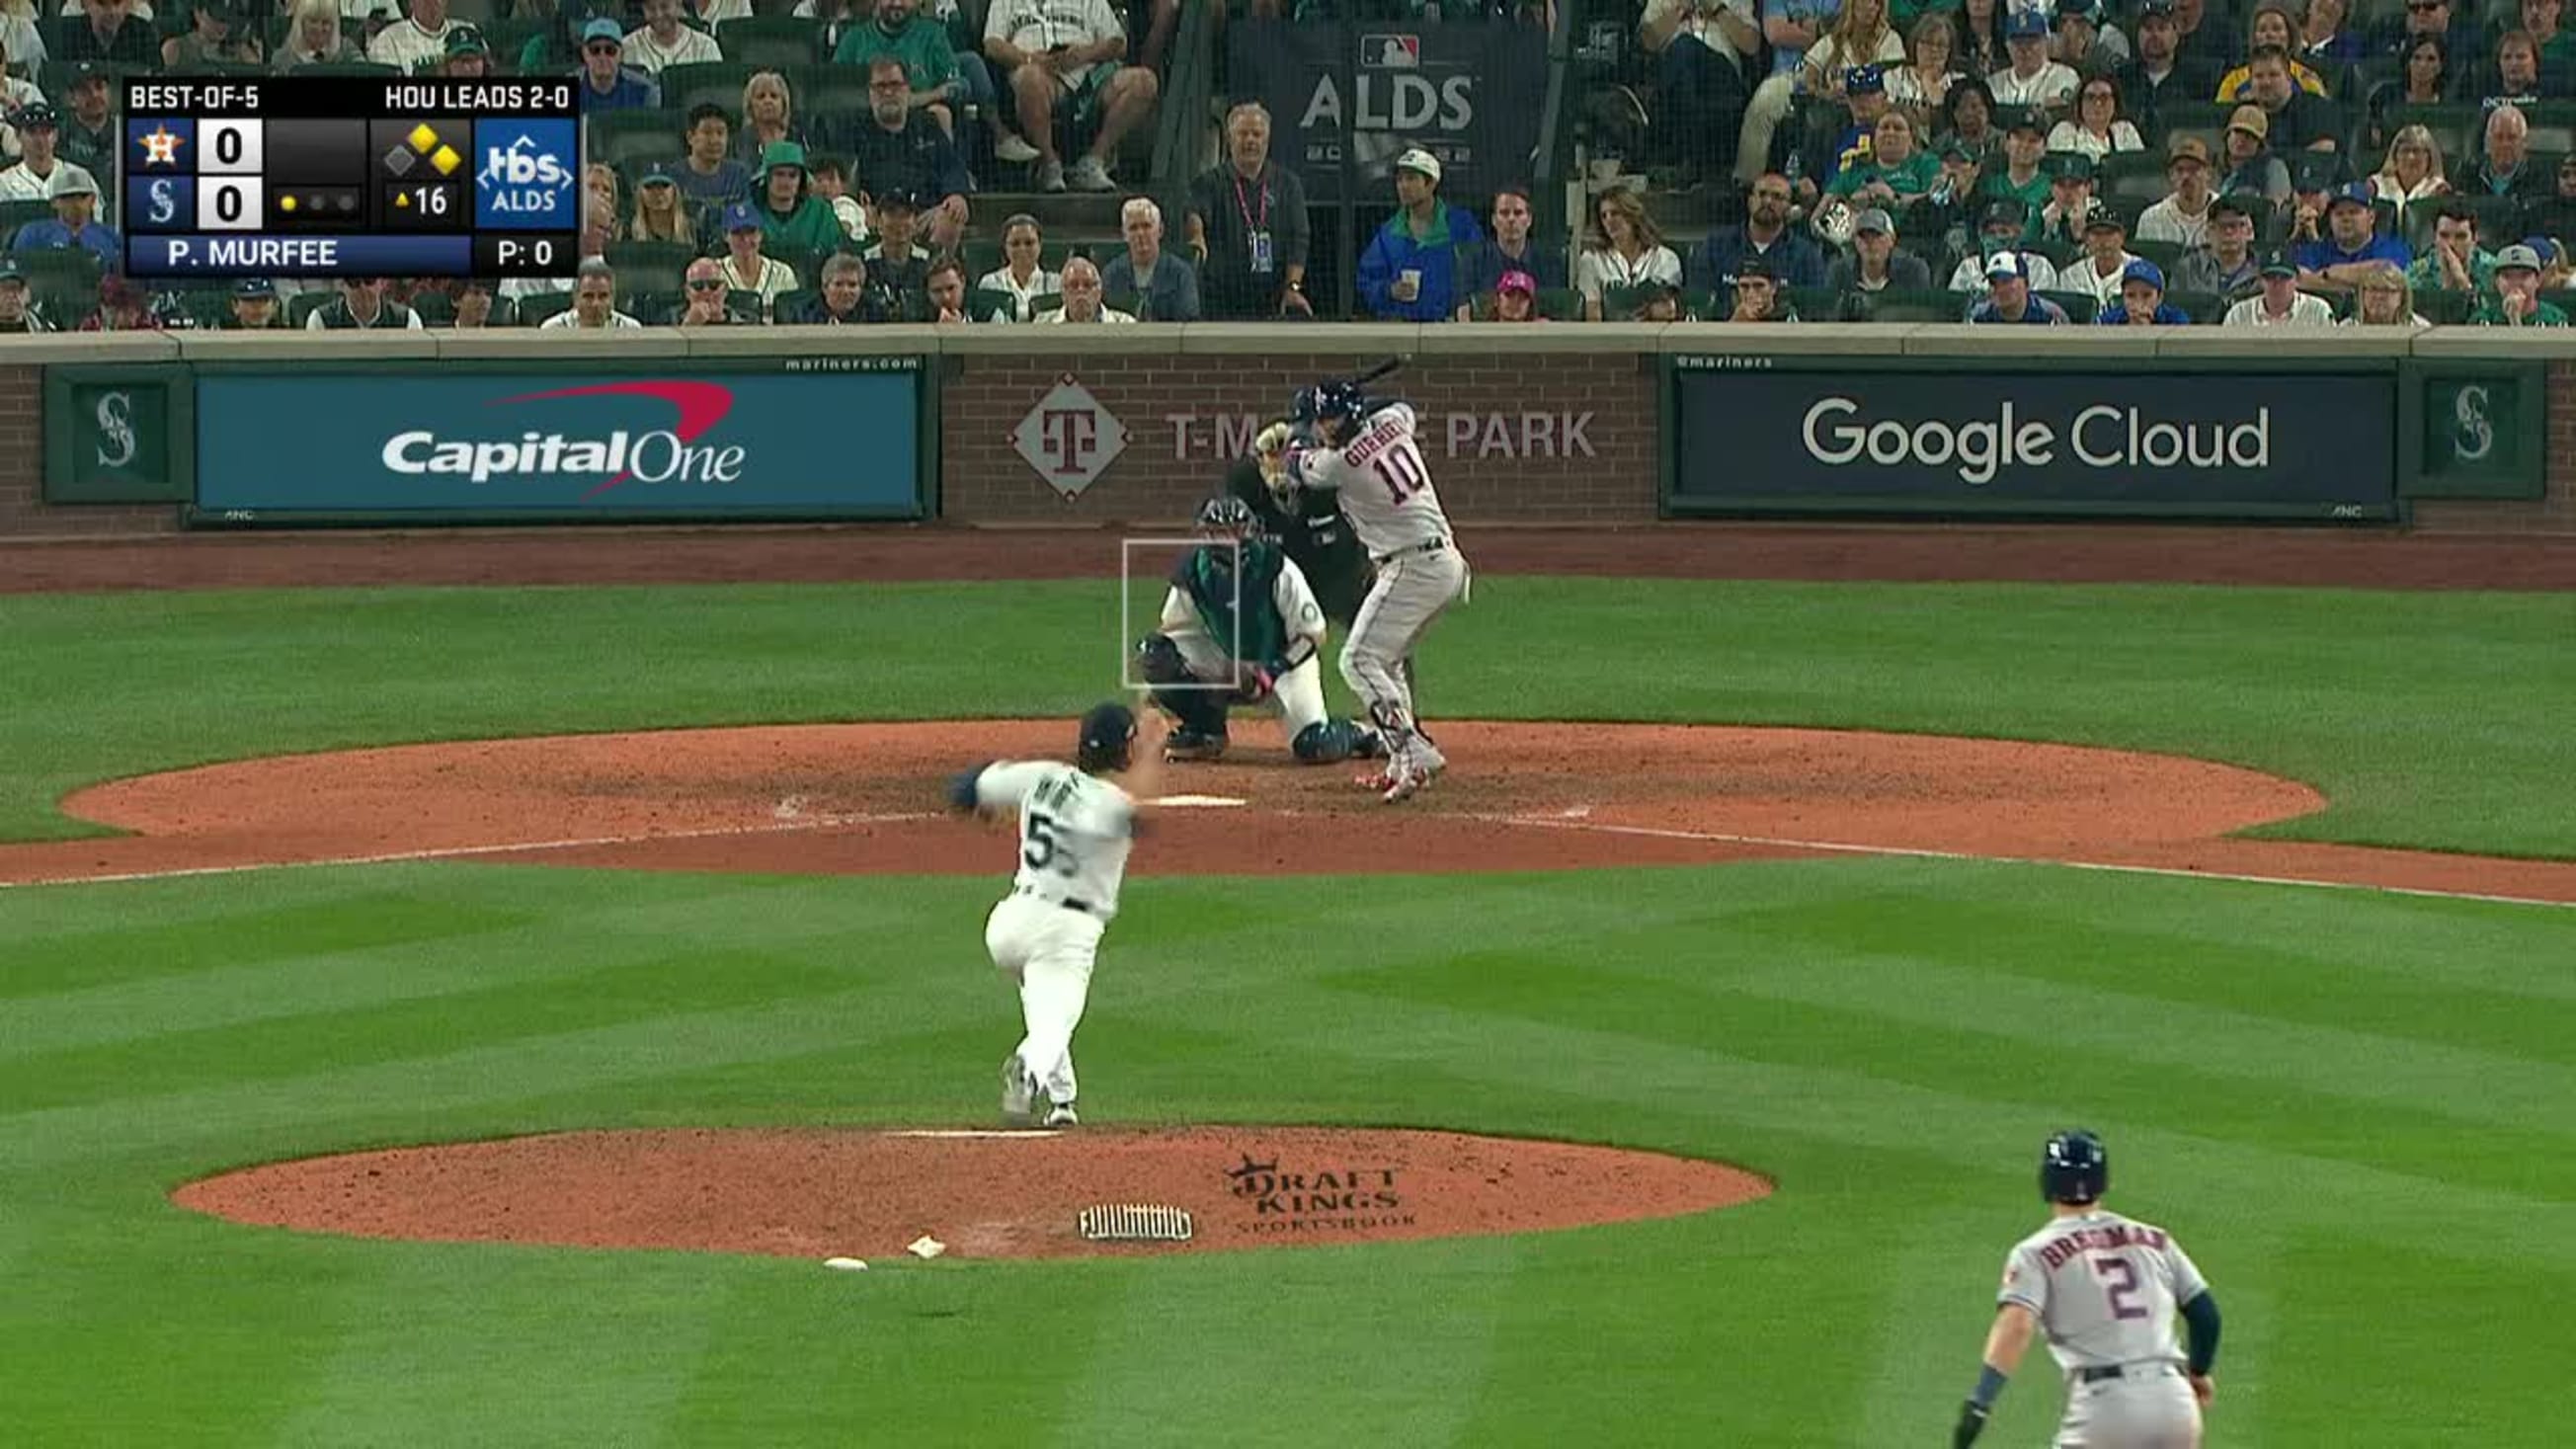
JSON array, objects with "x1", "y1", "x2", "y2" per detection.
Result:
[{"x1": 1, "y1": 0, "x2": 2572, "y2": 329}]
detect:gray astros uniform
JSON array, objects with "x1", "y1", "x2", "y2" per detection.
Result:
[{"x1": 1998, "y1": 1210, "x2": 2211, "y2": 1447}]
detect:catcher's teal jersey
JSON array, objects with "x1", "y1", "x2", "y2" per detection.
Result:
[{"x1": 1171, "y1": 539, "x2": 1297, "y2": 669}]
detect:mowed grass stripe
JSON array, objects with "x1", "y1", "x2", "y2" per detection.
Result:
[
  {"x1": 0, "y1": 946, "x2": 873, "y2": 1113},
  {"x1": 1, "y1": 581, "x2": 2571, "y2": 856},
  {"x1": 1274, "y1": 990, "x2": 2576, "y2": 1268},
  {"x1": 261, "y1": 1248, "x2": 733, "y2": 1449},
  {"x1": 2, "y1": 997, "x2": 890, "y2": 1175},
  {"x1": 1057, "y1": 1239, "x2": 1525, "y2": 1448},
  {"x1": 1727, "y1": 959, "x2": 2576, "y2": 1144}
]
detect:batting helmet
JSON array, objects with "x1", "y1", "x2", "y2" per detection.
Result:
[
  {"x1": 1291, "y1": 380, "x2": 1368, "y2": 429},
  {"x1": 2039, "y1": 1129, "x2": 2109, "y2": 1204},
  {"x1": 1194, "y1": 495, "x2": 1260, "y2": 540},
  {"x1": 1075, "y1": 701, "x2": 1137, "y2": 774}
]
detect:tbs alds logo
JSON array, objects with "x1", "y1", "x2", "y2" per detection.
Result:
[{"x1": 474, "y1": 121, "x2": 577, "y2": 229}]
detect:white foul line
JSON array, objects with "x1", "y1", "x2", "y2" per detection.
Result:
[
  {"x1": 0, "y1": 811, "x2": 942, "y2": 892},
  {"x1": 1460, "y1": 811, "x2": 2576, "y2": 912}
]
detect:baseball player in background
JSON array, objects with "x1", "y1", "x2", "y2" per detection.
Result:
[
  {"x1": 1134, "y1": 496, "x2": 1383, "y2": 765},
  {"x1": 946, "y1": 701, "x2": 1166, "y2": 1129},
  {"x1": 1956, "y1": 1129, "x2": 2223, "y2": 1449},
  {"x1": 1259, "y1": 379, "x2": 1469, "y2": 803}
]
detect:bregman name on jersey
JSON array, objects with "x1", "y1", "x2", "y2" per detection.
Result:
[{"x1": 2029, "y1": 1222, "x2": 2172, "y2": 1270}]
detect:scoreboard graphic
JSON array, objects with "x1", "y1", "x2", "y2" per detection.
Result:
[{"x1": 121, "y1": 77, "x2": 580, "y2": 280}]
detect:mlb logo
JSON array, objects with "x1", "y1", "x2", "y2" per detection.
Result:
[{"x1": 1361, "y1": 33, "x2": 1420, "y2": 68}]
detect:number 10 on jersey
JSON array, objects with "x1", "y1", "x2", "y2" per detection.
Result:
[{"x1": 1371, "y1": 445, "x2": 1429, "y2": 504}]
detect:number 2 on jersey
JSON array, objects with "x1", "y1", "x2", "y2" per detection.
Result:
[
  {"x1": 1369, "y1": 445, "x2": 1428, "y2": 505},
  {"x1": 1023, "y1": 810, "x2": 1079, "y2": 877},
  {"x1": 2090, "y1": 1256, "x2": 2150, "y2": 1321}
]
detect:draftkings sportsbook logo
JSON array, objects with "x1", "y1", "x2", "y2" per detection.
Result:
[
  {"x1": 473, "y1": 120, "x2": 576, "y2": 229},
  {"x1": 1224, "y1": 1153, "x2": 1413, "y2": 1237}
]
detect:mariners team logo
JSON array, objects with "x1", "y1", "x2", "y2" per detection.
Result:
[{"x1": 472, "y1": 119, "x2": 576, "y2": 230}]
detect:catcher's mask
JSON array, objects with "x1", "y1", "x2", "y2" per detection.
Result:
[
  {"x1": 1075, "y1": 701, "x2": 1137, "y2": 773},
  {"x1": 1194, "y1": 495, "x2": 1260, "y2": 543}
]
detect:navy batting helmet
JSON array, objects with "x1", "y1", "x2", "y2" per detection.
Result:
[
  {"x1": 1194, "y1": 495, "x2": 1259, "y2": 539},
  {"x1": 2040, "y1": 1129, "x2": 2109, "y2": 1204},
  {"x1": 1291, "y1": 380, "x2": 1367, "y2": 428},
  {"x1": 1075, "y1": 701, "x2": 1137, "y2": 774}
]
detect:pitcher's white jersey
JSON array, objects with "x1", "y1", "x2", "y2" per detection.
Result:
[
  {"x1": 971, "y1": 762, "x2": 1137, "y2": 921},
  {"x1": 1998, "y1": 1211, "x2": 2209, "y2": 1374},
  {"x1": 1287, "y1": 403, "x2": 1455, "y2": 558}
]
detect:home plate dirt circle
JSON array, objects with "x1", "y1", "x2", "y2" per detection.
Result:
[{"x1": 171, "y1": 1127, "x2": 1777, "y2": 1261}]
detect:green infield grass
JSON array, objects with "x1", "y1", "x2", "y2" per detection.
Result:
[
  {"x1": 0, "y1": 576, "x2": 2570, "y2": 1446},
  {"x1": 0, "y1": 578, "x2": 2569, "y2": 854},
  {"x1": 0, "y1": 861, "x2": 2568, "y2": 1446}
]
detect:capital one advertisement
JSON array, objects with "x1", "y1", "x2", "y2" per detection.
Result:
[
  {"x1": 1667, "y1": 365, "x2": 2398, "y2": 520},
  {"x1": 195, "y1": 366, "x2": 925, "y2": 522}
]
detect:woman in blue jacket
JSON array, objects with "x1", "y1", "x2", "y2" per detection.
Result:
[{"x1": 1357, "y1": 146, "x2": 1487, "y2": 321}]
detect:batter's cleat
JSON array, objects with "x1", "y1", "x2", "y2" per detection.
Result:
[
  {"x1": 1043, "y1": 1100, "x2": 1079, "y2": 1128},
  {"x1": 1381, "y1": 758, "x2": 1434, "y2": 804},
  {"x1": 1164, "y1": 730, "x2": 1227, "y2": 763},
  {"x1": 1001, "y1": 1057, "x2": 1038, "y2": 1127},
  {"x1": 1353, "y1": 765, "x2": 1397, "y2": 791}
]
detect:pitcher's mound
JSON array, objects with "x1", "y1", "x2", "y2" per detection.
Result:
[{"x1": 174, "y1": 1126, "x2": 1774, "y2": 1261}]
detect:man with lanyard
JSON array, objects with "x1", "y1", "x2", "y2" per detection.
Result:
[{"x1": 1185, "y1": 101, "x2": 1311, "y2": 320}]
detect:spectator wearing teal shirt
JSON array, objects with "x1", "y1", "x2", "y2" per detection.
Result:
[
  {"x1": 1828, "y1": 110, "x2": 1941, "y2": 204},
  {"x1": 2469, "y1": 243, "x2": 2572, "y2": 324},
  {"x1": 1357, "y1": 147, "x2": 1486, "y2": 321}
]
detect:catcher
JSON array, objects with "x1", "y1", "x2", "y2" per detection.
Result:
[{"x1": 1134, "y1": 496, "x2": 1384, "y2": 765}]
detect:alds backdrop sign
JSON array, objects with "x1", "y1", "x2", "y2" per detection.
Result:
[{"x1": 1226, "y1": 17, "x2": 1546, "y2": 203}]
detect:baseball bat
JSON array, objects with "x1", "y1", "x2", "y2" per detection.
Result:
[{"x1": 1351, "y1": 356, "x2": 1409, "y2": 386}]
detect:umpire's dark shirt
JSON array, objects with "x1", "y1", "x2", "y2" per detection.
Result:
[
  {"x1": 1186, "y1": 160, "x2": 1309, "y2": 320},
  {"x1": 1223, "y1": 456, "x2": 1365, "y2": 616}
]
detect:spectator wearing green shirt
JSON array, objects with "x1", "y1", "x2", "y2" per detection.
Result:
[
  {"x1": 753, "y1": 141, "x2": 847, "y2": 257},
  {"x1": 1976, "y1": 108, "x2": 2053, "y2": 221},
  {"x1": 833, "y1": 0, "x2": 974, "y2": 139},
  {"x1": 2407, "y1": 201, "x2": 2497, "y2": 295},
  {"x1": 2469, "y1": 243, "x2": 2570, "y2": 324},
  {"x1": 1829, "y1": 110, "x2": 1942, "y2": 204}
]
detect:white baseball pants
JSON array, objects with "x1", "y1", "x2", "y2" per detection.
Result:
[
  {"x1": 2053, "y1": 1364, "x2": 2202, "y2": 1448},
  {"x1": 1340, "y1": 544, "x2": 1467, "y2": 750},
  {"x1": 983, "y1": 891, "x2": 1102, "y2": 1106},
  {"x1": 1169, "y1": 632, "x2": 1330, "y2": 738}
]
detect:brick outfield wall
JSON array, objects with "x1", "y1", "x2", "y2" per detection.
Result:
[
  {"x1": 938, "y1": 352, "x2": 1658, "y2": 525},
  {"x1": 4, "y1": 355, "x2": 2574, "y2": 535}
]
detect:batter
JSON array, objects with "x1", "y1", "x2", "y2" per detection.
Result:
[
  {"x1": 946, "y1": 702, "x2": 1165, "y2": 1130},
  {"x1": 1956, "y1": 1129, "x2": 2223, "y2": 1448},
  {"x1": 1135, "y1": 496, "x2": 1381, "y2": 765},
  {"x1": 1262, "y1": 380, "x2": 1469, "y2": 803}
]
